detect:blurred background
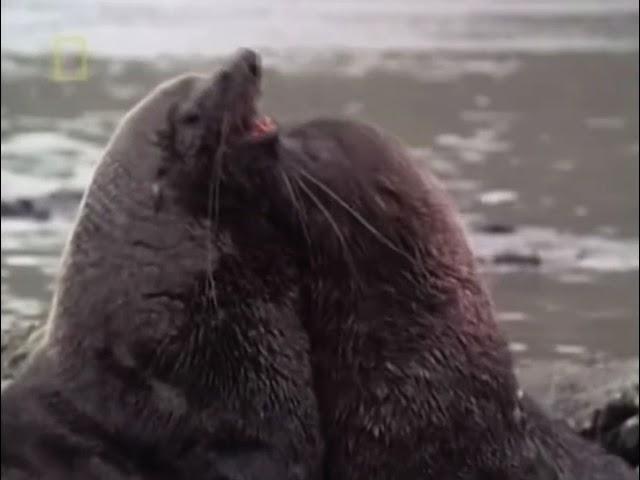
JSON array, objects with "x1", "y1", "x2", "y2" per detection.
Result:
[{"x1": 1, "y1": 0, "x2": 638, "y2": 364}]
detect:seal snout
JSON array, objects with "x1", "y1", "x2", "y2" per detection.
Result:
[
  {"x1": 217, "y1": 49, "x2": 275, "y2": 141},
  {"x1": 230, "y1": 48, "x2": 262, "y2": 81}
]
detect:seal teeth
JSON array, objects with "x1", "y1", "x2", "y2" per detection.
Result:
[{"x1": 250, "y1": 115, "x2": 276, "y2": 136}]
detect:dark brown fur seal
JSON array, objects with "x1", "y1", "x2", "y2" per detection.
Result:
[
  {"x1": 254, "y1": 119, "x2": 636, "y2": 479},
  {"x1": 1, "y1": 50, "x2": 323, "y2": 480}
]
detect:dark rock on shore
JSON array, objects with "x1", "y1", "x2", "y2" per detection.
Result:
[
  {"x1": 1, "y1": 198, "x2": 51, "y2": 221},
  {"x1": 474, "y1": 223, "x2": 517, "y2": 235},
  {"x1": 1, "y1": 321, "x2": 45, "y2": 389},
  {"x1": 492, "y1": 251, "x2": 542, "y2": 267},
  {"x1": 517, "y1": 359, "x2": 639, "y2": 468},
  {"x1": 1, "y1": 190, "x2": 83, "y2": 222},
  {"x1": 581, "y1": 385, "x2": 639, "y2": 467}
]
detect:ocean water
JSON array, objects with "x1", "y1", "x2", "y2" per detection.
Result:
[
  {"x1": 1, "y1": 0, "x2": 638, "y2": 359},
  {"x1": 2, "y1": 0, "x2": 639, "y2": 56}
]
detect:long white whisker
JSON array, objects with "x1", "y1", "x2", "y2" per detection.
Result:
[
  {"x1": 280, "y1": 170, "x2": 312, "y2": 252},
  {"x1": 212, "y1": 115, "x2": 229, "y2": 233},
  {"x1": 294, "y1": 166, "x2": 414, "y2": 263},
  {"x1": 206, "y1": 115, "x2": 229, "y2": 314},
  {"x1": 295, "y1": 176, "x2": 359, "y2": 278}
]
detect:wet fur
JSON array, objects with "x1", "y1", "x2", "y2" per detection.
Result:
[
  {"x1": 1, "y1": 53, "x2": 324, "y2": 480},
  {"x1": 265, "y1": 119, "x2": 636, "y2": 479}
]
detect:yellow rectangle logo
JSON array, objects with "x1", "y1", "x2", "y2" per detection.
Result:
[{"x1": 52, "y1": 35, "x2": 89, "y2": 82}]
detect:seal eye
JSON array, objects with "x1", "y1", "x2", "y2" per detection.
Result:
[{"x1": 182, "y1": 112, "x2": 201, "y2": 126}]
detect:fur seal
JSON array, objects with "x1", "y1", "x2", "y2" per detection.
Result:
[
  {"x1": 256, "y1": 119, "x2": 636, "y2": 479},
  {"x1": 1, "y1": 50, "x2": 323, "y2": 480}
]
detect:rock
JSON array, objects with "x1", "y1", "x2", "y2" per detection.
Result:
[
  {"x1": 474, "y1": 223, "x2": 517, "y2": 235},
  {"x1": 1, "y1": 189, "x2": 83, "y2": 221},
  {"x1": 492, "y1": 251, "x2": 542, "y2": 266},
  {"x1": 1, "y1": 198, "x2": 50, "y2": 220},
  {"x1": 613, "y1": 415, "x2": 639, "y2": 466},
  {"x1": 580, "y1": 385, "x2": 639, "y2": 466},
  {"x1": 1, "y1": 320, "x2": 45, "y2": 386},
  {"x1": 518, "y1": 358, "x2": 639, "y2": 468}
]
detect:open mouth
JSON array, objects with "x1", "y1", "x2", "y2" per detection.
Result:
[
  {"x1": 227, "y1": 49, "x2": 278, "y2": 142},
  {"x1": 249, "y1": 114, "x2": 277, "y2": 138},
  {"x1": 236, "y1": 94, "x2": 277, "y2": 142}
]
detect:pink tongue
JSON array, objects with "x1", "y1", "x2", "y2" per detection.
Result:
[{"x1": 251, "y1": 116, "x2": 276, "y2": 136}]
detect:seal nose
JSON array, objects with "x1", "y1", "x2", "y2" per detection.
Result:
[{"x1": 234, "y1": 48, "x2": 261, "y2": 79}]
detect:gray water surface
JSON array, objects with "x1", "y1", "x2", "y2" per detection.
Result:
[{"x1": 1, "y1": 0, "x2": 638, "y2": 360}]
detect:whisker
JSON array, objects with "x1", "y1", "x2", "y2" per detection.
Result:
[
  {"x1": 212, "y1": 115, "x2": 230, "y2": 233},
  {"x1": 293, "y1": 165, "x2": 415, "y2": 264},
  {"x1": 280, "y1": 169, "x2": 312, "y2": 252},
  {"x1": 294, "y1": 176, "x2": 359, "y2": 279},
  {"x1": 206, "y1": 114, "x2": 230, "y2": 314}
]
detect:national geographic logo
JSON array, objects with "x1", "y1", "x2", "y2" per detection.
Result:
[{"x1": 51, "y1": 35, "x2": 89, "y2": 82}]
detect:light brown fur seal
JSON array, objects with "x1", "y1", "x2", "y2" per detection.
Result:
[{"x1": 1, "y1": 50, "x2": 323, "y2": 480}]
